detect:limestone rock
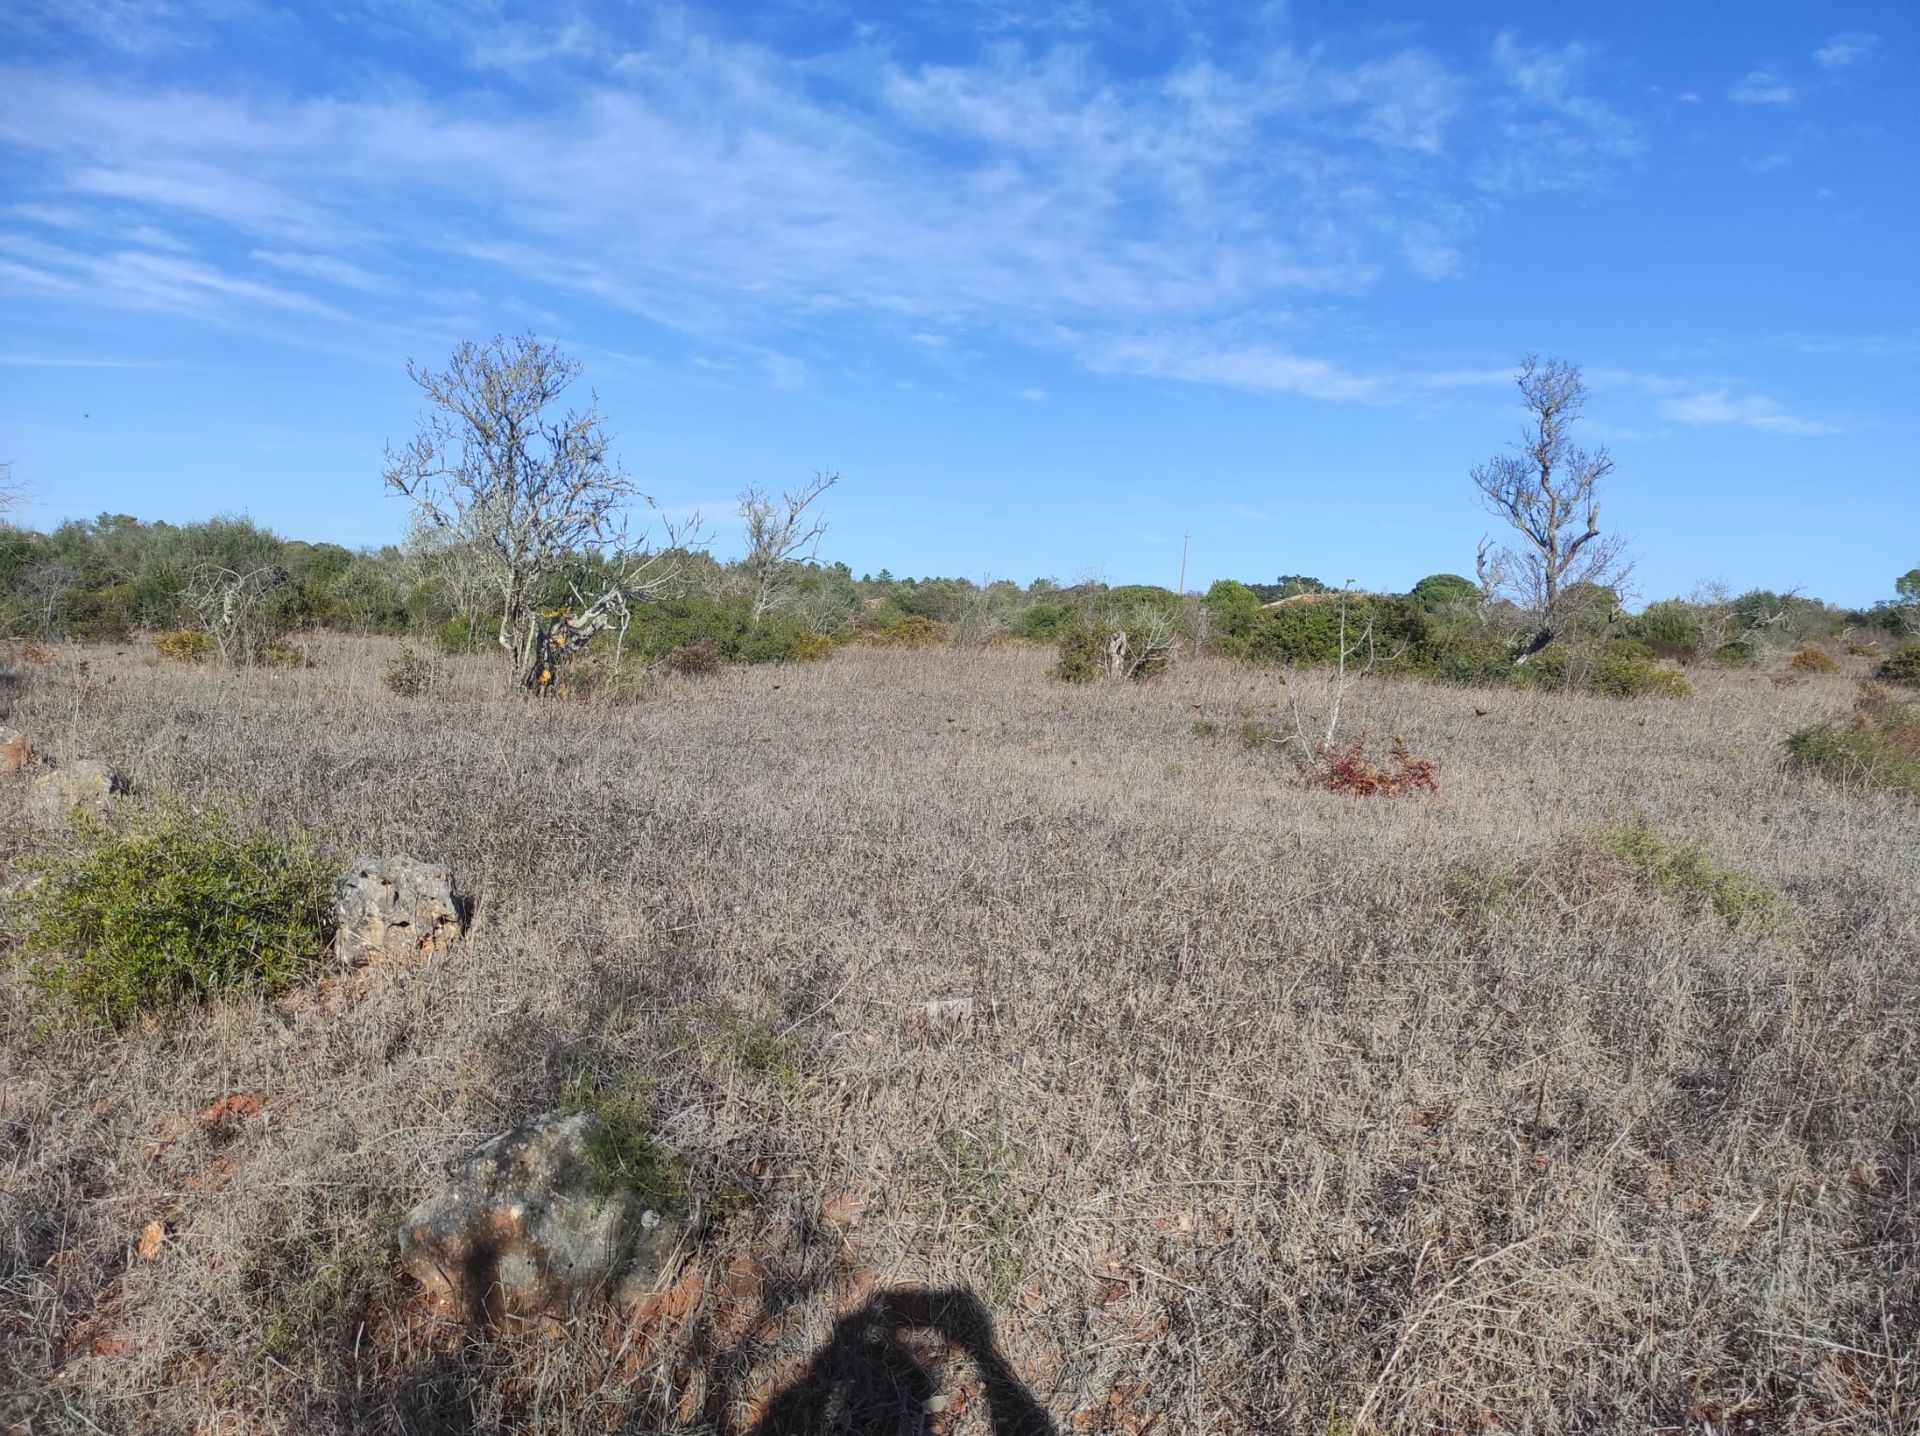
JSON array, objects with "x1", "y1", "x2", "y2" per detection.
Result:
[
  {"x1": 399, "y1": 1110, "x2": 684, "y2": 1320},
  {"x1": 0, "y1": 727, "x2": 29, "y2": 774},
  {"x1": 26, "y1": 759, "x2": 124, "y2": 825},
  {"x1": 332, "y1": 855, "x2": 463, "y2": 966}
]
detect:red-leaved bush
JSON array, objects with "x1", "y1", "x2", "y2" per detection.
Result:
[{"x1": 1315, "y1": 736, "x2": 1437, "y2": 797}]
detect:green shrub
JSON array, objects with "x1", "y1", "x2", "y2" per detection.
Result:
[
  {"x1": 432, "y1": 616, "x2": 488, "y2": 656},
  {"x1": 1221, "y1": 592, "x2": 1427, "y2": 670},
  {"x1": 1408, "y1": 573, "x2": 1480, "y2": 612},
  {"x1": 153, "y1": 627, "x2": 212, "y2": 662},
  {"x1": 6, "y1": 801, "x2": 337, "y2": 1029},
  {"x1": 382, "y1": 644, "x2": 441, "y2": 698},
  {"x1": 1053, "y1": 618, "x2": 1172, "y2": 683},
  {"x1": 1588, "y1": 815, "x2": 1787, "y2": 930},
  {"x1": 1710, "y1": 641, "x2": 1757, "y2": 669},
  {"x1": 1787, "y1": 685, "x2": 1920, "y2": 798},
  {"x1": 1590, "y1": 650, "x2": 1691, "y2": 699},
  {"x1": 1630, "y1": 599, "x2": 1703, "y2": 660},
  {"x1": 878, "y1": 613, "x2": 945, "y2": 647},
  {"x1": 1877, "y1": 645, "x2": 1920, "y2": 688},
  {"x1": 1790, "y1": 644, "x2": 1838, "y2": 674}
]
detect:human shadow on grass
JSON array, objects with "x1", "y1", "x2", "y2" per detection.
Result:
[{"x1": 745, "y1": 1286, "x2": 1057, "y2": 1436}]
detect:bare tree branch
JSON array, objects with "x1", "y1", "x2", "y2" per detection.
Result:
[
  {"x1": 1471, "y1": 355, "x2": 1633, "y2": 656},
  {"x1": 740, "y1": 471, "x2": 837, "y2": 622},
  {"x1": 383, "y1": 333, "x2": 700, "y2": 692}
]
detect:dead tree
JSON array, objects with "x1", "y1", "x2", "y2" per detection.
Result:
[
  {"x1": 383, "y1": 333, "x2": 697, "y2": 691},
  {"x1": 1275, "y1": 585, "x2": 1387, "y2": 765},
  {"x1": 740, "y1": 471, "x2": 837, "y2": 622},
  {"x1": 182, "y1": 563, "x2": 290, "y2": 664},
  {"x1": 1472, "y1": 355, "x2": 1632, "y2": 658}
]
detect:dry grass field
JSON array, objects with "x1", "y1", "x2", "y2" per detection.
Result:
[{"x1": 2, "y1": 639, "x2": 1916, "y2": 1434}]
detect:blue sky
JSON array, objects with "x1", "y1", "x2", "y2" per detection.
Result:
[{"x1": 1, "y1": 1, "x2": 1914, "y2": 606}]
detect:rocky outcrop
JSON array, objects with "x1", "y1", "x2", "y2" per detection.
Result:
[
  {"x1": 398, "y1": 1110, "x2": 685, "y2": 1321},
  {"x1": 332, "y1": 855, "x2": 463, "y2": 966},
  {"x1": 26, "y1": 759, "x2": 124, "y2": 825}
]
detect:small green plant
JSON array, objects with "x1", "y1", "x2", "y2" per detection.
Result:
[
  {"x1": 1444, "y1": 858, "x2": 1526, "y2": 925},
  {"x1": 260, "y1": 1223, "x2": 394, "y2": 1359},
  {"x1": 1189, "y1": 719, "x2": 1218, "y2": 738},
  {"x1": 935, "y1": 1111, "x2": 1027, "y2": 1304},
  {"x1": 1787, "y1": 684, "x2": 1920, "y2": 798},
  {"x1": 1877, "y1": 645, "x2": 1920, "y2": 688},
  {"x1": 1587, "y1": 815, "x2": 1788, "y2": 930},
  {"x1": 6, "y1": 800, "x2": 337, "y2": 1030},
  {"x1": 559, "y1": 1073, "x2": 683, "y2": 1207},
  {"x1": 382, "y1": 644, "x2": 441, "y2": 698},
  {"x1": 1790, "y1": 644, "x2": 1838, "y2": 674},
  {"x1": 700, "y1": 1009, "x2": 802, "y2": 1092},
  {"x1": 1238, "y1": 718, "x2": 1273, "y2": 750}
]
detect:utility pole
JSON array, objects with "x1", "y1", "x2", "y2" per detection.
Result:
[{"x1": 1177, "y1": 531, "x2": 1190, "y2": 595}]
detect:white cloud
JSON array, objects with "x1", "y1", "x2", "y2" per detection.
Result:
[
  {"x1": 1655, "y1": 389, "x2": 1837, "y2": 436},
  {"x1": 1813, "y1": 32, "x2": 1879, "y2": 71},
  {"x1": 1014, "y1": 386, "x2": 1047, "y2": 401},
  {"x1": 1483, "y1": 33, "x2": 1644, "y2": 192},
  {"x1": 1091, "y1": 332, "x2": 1380, "y2": 402},
  {"x1": 1729, "y1": 71, "x2": 1795, "y2": 105},
  {"x1": 0, "y1": 16, "x2": 1653, "y2": 398}
]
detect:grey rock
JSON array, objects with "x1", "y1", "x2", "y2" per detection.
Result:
[
  {"x1": 399, "y1": 1110, "x2": 684, "y2": 1320},
  {"x1": 332, "y1": 855, "x2": 463, "y2": 966},
  {"x1": 26, "y1": 759, "x2": 124, "y2": 826}
]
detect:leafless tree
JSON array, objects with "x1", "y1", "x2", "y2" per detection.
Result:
[
  {"x1": 740, "y1": 471, "x2": 837, "y2": 622},
  {"x1": 0, "y1": 461, "x2": 20, "y2": 517},
  {"x1": 1274, "y1": 585, "x2": 1388, "y2": 763},
  {"x1": 182, "y1": 562, "x2": 290, "y2": 664},
  {"x1": 1472, "y1": 355, "x2": 1632, "y2": 657},
  {"x1": 383, "y1": 334, "x2": 697, "y2": 690}
]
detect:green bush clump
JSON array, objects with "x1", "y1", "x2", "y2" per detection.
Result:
[
  {"x1": 876, "y1": 613, "x2": 945, "y2": 647},
  {"x1": 153, "y1": 627, "x2": 213, "y2": 662},
  {"x1": 1787, "y1": 685, "x2": 1920, "y2": 798},
  {"x1": 1408, "y1": 573, "x2": 1480, "y2": 612},
  {"x1": 1588, "y1": 815, "x2": 1788, "y2": 930},
  {"x1": 1710, "y1": 641, "x2": 1757, "y2": 669},
  {"x1": 1213, "y1": 589, "x2": 1428, "y2": 671},
  {"x1": 1053, "y1": 619, "x2": 1172, "y2": 683},
  {"x1": 6, "y1": 801, "x2": 337, "y2": 1029},
  {"x1": 1877, "y1": 645, "x2": 1920, "y2": 688},
  {"x1": 382, "y1": 644, "x2": 441, "y2": 698},
  {"x1": 1630, "y1": 599, "x2": 1703, "y2": 661},
  {"x1": 1590, "y1": 649, "x2": 1692, "y2": 698}
]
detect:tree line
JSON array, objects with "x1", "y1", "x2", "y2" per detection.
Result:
[{"x1": 1, "y1": 339, "x2": 1914, "y2": 694}]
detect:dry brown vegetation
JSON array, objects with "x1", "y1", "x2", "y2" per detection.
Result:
[{"x1": 3, "y1": 639, "x2": 1917, "y2": 1434}]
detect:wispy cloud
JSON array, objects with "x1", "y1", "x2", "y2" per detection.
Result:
[
  {"x1": 1813, "y1": 32, "x2": 1879, "y2": 71},
  {"x1": 1729, "y1": 70, "x2": 1795, "y2": 105},
  {"x1": 1655, "y1": 389, "x2": 1837, "y2": 435},
  {"x1": 0, "y1": 14, "x2": 1655, "y2": 395},
  {"x1": 1090, "y1": 332, "x2": 1380, "y2": 402},
  {"x1": 1482, "y1": 33, "x2": 1644, "y2": 191}
]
